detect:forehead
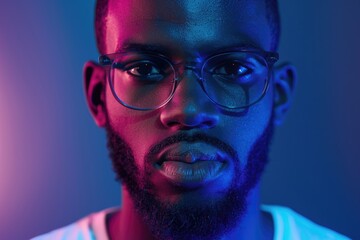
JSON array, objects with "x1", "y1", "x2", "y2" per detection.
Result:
[{"x1": 105, "y1": 0, "x2": 271, "y2": 55}]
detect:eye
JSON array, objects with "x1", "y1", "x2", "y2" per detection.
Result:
[
  {"x1": 127, "y1": 62, "x2": 163, "y2": 80},
  {"x1": 113, "y1": 55, "x2": 174, "y2": 83},
  {"x1": 213, "y1": 61, "x2": 251, "y2": 77}
]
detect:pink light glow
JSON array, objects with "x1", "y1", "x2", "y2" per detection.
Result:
[{"x1": 0, "y1": 46, "x2": 16, "y2": 226}]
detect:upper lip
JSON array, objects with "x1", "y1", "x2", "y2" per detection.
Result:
[
  {"x1": 155, "y1": 143, "x2": 228, "y2": 166},
  {"x1": 146, "y1": 132, "x2": 235, "y2": 167}
]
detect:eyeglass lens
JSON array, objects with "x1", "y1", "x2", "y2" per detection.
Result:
[{"x1": 110, "y1": 52, "x2": 269, "y2": 110}]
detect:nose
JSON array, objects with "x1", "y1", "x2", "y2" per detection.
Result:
[{"x1": 160, "y1": 70, "x2": 219, "y2": 130}]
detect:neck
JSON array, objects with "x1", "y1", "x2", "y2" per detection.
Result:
[
  {"x1": 108, "y1": 185, "x2": 273, "y2": 240},
  {"x1": 108, "y1": 187, "x2": 155, "y2": 240},
  {"x1": 224, "y1": 186, "x2": 273, "y2": 240}
]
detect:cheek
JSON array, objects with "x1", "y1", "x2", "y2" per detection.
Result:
[
  {"x1": 226, "y1": 89, "x2": 273, "y2": 163},
  {"x1": 106, "y1": 87, "x2": 163, "y2": 167}
]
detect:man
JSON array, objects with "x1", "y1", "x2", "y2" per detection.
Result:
[{"x1": 33, "y1": 0, "x2": 349, "y2": 239}]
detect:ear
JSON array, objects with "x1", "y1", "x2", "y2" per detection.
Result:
[
  {"x1": 273, "y1": 63, "x2": 297, "y2": 126},
  {"x1": 83, "y1": 61, "x2": 107, "y2": 127}
]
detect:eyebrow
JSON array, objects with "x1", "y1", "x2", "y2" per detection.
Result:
[
  {"x1": 117, "y1": 43, "x2": 171, "y2": 55},
  {"x1": 116, "y1": 42, "x2": 266, "y2": 56}
]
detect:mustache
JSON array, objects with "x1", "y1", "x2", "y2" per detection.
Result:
[{"x1": 146, "y1": 132, "x2": 238, "y2": 162}]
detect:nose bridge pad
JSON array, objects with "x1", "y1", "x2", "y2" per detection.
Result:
[
  {"x1": 174, "y1": 64, "x2": 204, "y2": 93},
  {"x1": 169, "y1": 62, "x2": 211, "y2": 110},
  {"x1": 184, "y1": 65, "x2": 202, "y2": 80},
  {"x1": 162, "y1": 64, "x2": 219, "y2": 129}
]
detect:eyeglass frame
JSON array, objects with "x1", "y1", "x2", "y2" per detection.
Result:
[{"x1": 98, "y1": 48, "x2": 279, "y2": 111}]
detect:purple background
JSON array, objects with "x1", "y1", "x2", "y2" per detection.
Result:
[{"x1": 1, "y1": 1, "x2": 359, "y2": 239}]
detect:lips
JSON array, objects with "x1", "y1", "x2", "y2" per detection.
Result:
[{"x1": 153, "y1": 143, "x2": 228, "y2": 187}]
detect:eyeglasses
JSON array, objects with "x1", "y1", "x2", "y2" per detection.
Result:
[{"x1": 99, "y1": 49, "x2": 279, "y2": 111}]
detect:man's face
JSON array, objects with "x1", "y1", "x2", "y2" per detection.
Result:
[{"x1": 102, "y1": 0, "x2": 275, "y2": 238}]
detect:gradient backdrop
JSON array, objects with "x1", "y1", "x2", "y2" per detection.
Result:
[{"x1": 0, "y1": 1, "x2": 359, "y2": 239}]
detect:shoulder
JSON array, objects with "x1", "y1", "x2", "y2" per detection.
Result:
[
  {"x1": 262, "y1": 205, "x2": 350, "y2": 240},
  {"x1": 30, "y1": 215, "x2": 95, "y2": 240},
  {"x1": 31, "y1": 208, "x2": 118, "y2": 240}
]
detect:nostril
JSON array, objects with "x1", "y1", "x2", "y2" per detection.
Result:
[
  {"x1": 164, "y1": 118, "x2": 218, "y2": 130},
  {"x1": 203, "y1": 120, "x2": 216, "y2": 127},
  {"x1": 160, "y1": 105, "x2": 220, "y2": 129},
  {"x1": 166, "y1": 121, "x2": 178, "y2": 128}
]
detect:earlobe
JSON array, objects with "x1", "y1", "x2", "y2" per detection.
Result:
[
  {"x1": 273, "y1": 63, "x2": 297, "y2": 126},
  {"x1": 83, "y1": 61, "x2": 107, "y2": 127}
]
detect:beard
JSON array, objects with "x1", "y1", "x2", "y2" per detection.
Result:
[{"x1": 105, "y1": 118, "x2": 274, "y2": 240}]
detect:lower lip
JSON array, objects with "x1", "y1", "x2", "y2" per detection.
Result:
[{"x1": 156, "y1": 160, "x2": 225, "y2": 187}]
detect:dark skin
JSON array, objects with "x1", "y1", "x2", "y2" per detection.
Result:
[{"x1": 84, "y1": 0, "x2": 296, "y2": 239}]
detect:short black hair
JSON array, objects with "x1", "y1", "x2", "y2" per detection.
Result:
[{"x1": 95, "y1": 0, "x2": 280, "y2": 54}]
